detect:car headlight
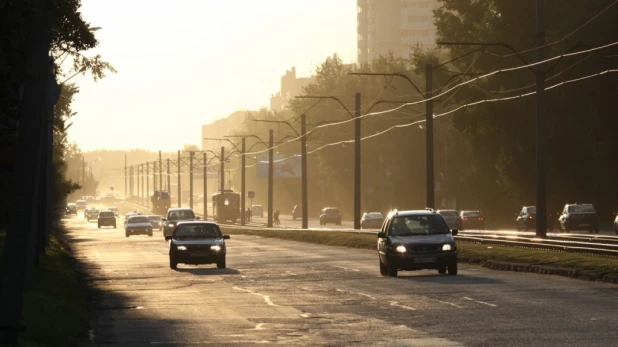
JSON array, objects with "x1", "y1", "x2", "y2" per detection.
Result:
[
  {"x1": 210, "y1": 245, "x2": 221, "y2": 251},
  {"x1": 442, "y1": 244, "x2": 453, "y2": 251},
  {"x1": 176, "y1": 245, "x2": 187, "y2": 251},
  {"x1": 396, "y1": 245, "x2": 407, "y2": 253}
]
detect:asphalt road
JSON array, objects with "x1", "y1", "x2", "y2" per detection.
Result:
[{"x1": 66, "y1": 208, "x2": 618, "y2": 347}]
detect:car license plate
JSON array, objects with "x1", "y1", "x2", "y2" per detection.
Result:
[
  {"x1": 190, "y1": 252, "x2": 209, "y2": 257},
  {"x1": 414, "y1": 257, "x2": 436, "y2": 264}
]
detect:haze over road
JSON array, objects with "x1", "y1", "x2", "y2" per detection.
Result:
[{"x1": 67, "y1": 213, "x2": 618, "y2": 346}]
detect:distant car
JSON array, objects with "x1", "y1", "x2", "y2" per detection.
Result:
[
  {"x1": 558, "y1": 203, "x2": 599, "y2": 233},
  {"x1": 76, "y1": 200, "x2": 87, "y2": 210},
  {"x1": 66, "y1": 204, "x2": 78, "y2": 215},
  {"x1": 148, "y1": 215, "x2": 163, "y2": 231},
  {"x1": 97, "y1": 210, "x2": 117, "y2": 229},
  {"x1": 460, "y1": 210, "x2": 485, "y2": 230},
  {"x1": 437, "y1": 210, "x2": 462, "y2": 230},
  {"x1": 108, "y1": 206, "x2": 119, "y2": 217},
  {"x1": 86, "y1": 208, "x2": 100, "y2": 221},
  {"x1": 168, "y1": 221, "x2": 230, "y2": 270},
  {"x1": 251, "y1": 205, "x2": 263, "y2": 218},
  {"x1": 125, "y1": 215, "x2": 153, "y2": 237},
  {"x1": 163, "y1": 208, "x2": 199, "y2": 240},
  {"x1": 361, "y1": 212, "x2": 384, "y2": 229},
  {"x1": 320, "y1": 207, "x2": 341, "y2": 225},
  {"x1": 377, "y1": 209, "x2": 458, "y2": 277},
  {"x1": 516, "y1": 206, "x2": 537, "y2": 231},
  {"x1": 292, "y1": 205, "x2": 302, "y2": 220},
  {"x1": 614, "y1": 213, "x2": 618, "y2": 235}
]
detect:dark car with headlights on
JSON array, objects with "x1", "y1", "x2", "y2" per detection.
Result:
[
  {"x1": 361, "y1": 212, "x2": 384, "y2": 229},
  {"x1": 168, "y1": 222, "x2": 230, "y2": 270},
  {"x1": 148, "y1": 215, "x2": 163, "y2": 231},
  {"x1": 163, "y1": 208, "x2": 199, "y2": 240},
  {"x1": 125, "y1": 215, "x2": 153, "y2": 237},
  {"x1": 97, "y1": 210, "x2": 116, "y2": 229},
  {"x1": 66, "y1": 204, "x2": 78, "y2": 215},
  {"x1": 377, "y1": 209, "x2": 458, "y2": 277}
]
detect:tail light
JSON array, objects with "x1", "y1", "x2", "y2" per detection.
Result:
[
  {"x1": 463, "y1": 217, "x2": 468, "y2": 221},
  {"x1": 478, "y1": 217, "x2": 484, "y2": 221}
]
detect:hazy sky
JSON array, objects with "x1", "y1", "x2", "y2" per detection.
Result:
[{"x1": 67, "y1": 0, "x2": 356, "y2": 152}]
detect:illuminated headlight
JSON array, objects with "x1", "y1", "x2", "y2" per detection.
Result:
[
  {"x1": 210, "y1": 245, "x2": 221, "y2": 251},
  {"x1": 442, "y1": 244, "x2": 452, "y2": 251},
  {"x1": 167, "y1": 223, "x2": 176, "y2": 227},
  {"x1": 176, "y1": 245, "x2": 187, "y2": 251},
  {"x1": 396, "y1": 245, "x2": 407, "y2": 253}
]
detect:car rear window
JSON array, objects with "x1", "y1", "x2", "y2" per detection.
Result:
[
  {"x1": 99, "y1": 212, "x2": 114, "y2": 218},
  {"x1": 167, "y1": 210, "x2": 196, "y2": 220},
  {"x1": 365, "y1": 213, "x2": 383, "y2": 218},
  {"x1": 129, "y1": 216, "x2": 150, "y2": 223},
  {"x1": 568, "y1": 205, "x2": 596, "y2": 214},
  {"x1": 148, "y1": 216, "x2": 160, "y2": 221},
  {"x1": 462, "y1": 211, "x2": 482, "y2": 217},
  {"x1": 439, "y1": 211, "x2": 458, "y2": 217},
  {"x1": 174, "y1": 224, "x2": 222, "y2": 239}
]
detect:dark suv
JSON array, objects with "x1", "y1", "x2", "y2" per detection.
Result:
[
  {"x1": 558, "y1": 203, "x2": 599, "y2": 233},
  {"x1": 97, "y1": 210, "x2": 117, "y2": 229},
  {"x1": 377, "y1": 209, "x2": 458, "y2": 277},
  {"x1": 320, "y1": 207, "x2": 341, "y2": 225},
  {"x1": 163, "y1": 208, "x2": 199, "y2": 240}
]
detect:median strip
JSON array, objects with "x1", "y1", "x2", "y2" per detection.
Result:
[{"x1": 220, "y1": 226, "x2": 618, "y2": 284}]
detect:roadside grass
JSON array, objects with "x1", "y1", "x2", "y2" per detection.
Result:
[
  {"x1": 221, "y1": 227, "x2": 618, "y2": 277},
  {"x1": 0, "y1": 227, "x2": 89, "y2": 347}
]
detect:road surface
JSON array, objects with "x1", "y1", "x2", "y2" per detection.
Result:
[{"x1": 65, "y1": 212, "x2": 618, "y2": 346}]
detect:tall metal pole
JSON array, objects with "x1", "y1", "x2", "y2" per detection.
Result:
[
  {"x1": 425, "y1": 64, "x2": 434, "y2": 209},
  {"x1": 159, "y1": 150, "x2": 163, "y2": 192},
  {"x1": 354, "y1": 92, "x2": 361, "y2": 230},
  {"x1": 141, "y1": 164, "x2": 144, "y2": 206},
  {"x1": 301, "y1": 114, "x2": 308, "y2": 229},
  {"x1": 167, "y1": 158, "x2": 171, "y2": 194},
  {"x1": 124, "y1": 155, "x2": 127, "y2": 197},
  {"x1": 536, "y1": 0, "x2": 547, "y2": 238},
  {"x1": 220, "y1": 147, "x2": 225, "y2": 193},
  {"x1": 189, "y1": 152, "x2": 194, "y2": 209},
  {"x1": 268, "y1": 130, "x2": 274, "y2": 228},
  {"x1": 153, "y1": 161, "x2": 157, "y2": 193},
  {"x1": 203, "y1": 153, "x2": 208, "y2": 219},
  {"x1": 146, "y1": 162, "x2": 150, "y2": 208},
  {"x1": 241, "y1": 138, "x2": 246, "y2": 226},
  {"x1": 82, "y1": 156, "x2": 85, "y2": 187},
  {"x1": 177, "y1": 150, "x2": 181, "y2": 208}
]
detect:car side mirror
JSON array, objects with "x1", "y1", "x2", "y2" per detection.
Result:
[
  {"x1": 223, "y1": 235, "x2": 230, "y2": 239},
  {"x1": 162, "y1": 218, "x2": 167, "y2": 222},
  {"x1": 377, "y1": 232, "x2": 386, "y2": 238},
  {"x1": 451, "y1": 229, "x2": 458, "y2": 236},
  {"x1": 196, "y1": 216, "x2": 201, "y2": 220}
]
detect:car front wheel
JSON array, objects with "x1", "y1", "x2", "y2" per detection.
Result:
[
  {"x1": 438, "y1": 266, "x2": 447, "y2": 275},
  {"x1": 169, "y1": 255, "x2": 177, "y2": 269},
  {"x1": 387, "y1": 258, "x2": 398, "y2": 277},
  {"x1": 379, "y1": 257, "x2": 387, "y2": 276},
  {"x1": 447, "y1": 261, "x2": 458, "y2": 276},
  {"x1": 217, "y1": 257, "x2": 226, "y2": 269}
]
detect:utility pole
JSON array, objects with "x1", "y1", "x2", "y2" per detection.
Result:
[
  {"x1": 203, "y1": 153, "x2": 208, "y2": 218},
  {"x1": 241, "y1": 137, "x2": 246, "y2": 226},
  {"x1": 0, "y1": 9, "x2": 53, "y2": 343},
  {"x1": 82, "y1": 156, "x2": 85, "y2": 187},
  {"x1": 146, "y1": 162, "x2": 150, "y2": 208},
  {"x1": 129, "y1": 166, "x2": 133, "y2": 196},
  {"x1": 354, "y1": 92, "x2": 361, "y2": 230},
  {"x1": 425, "y1": 64, "x2": 434, "y2": 209},
  {"x1": 141, "y1": 164, "x2": 144, "y2": 206},
  {"x1": 177, "y1": 150, "x2": 181, "y2": 208},
  {"x1": 167, "y1": 158, "x2": 171, "y2": 194},
  {"x1": 124, "y1": 155, "x2": 127, "y2": 197},
  {"x1": 153, "y1": 161, "x2": 157, "y2": 194},
  {"x1": 137, "y1": 165, "x2": 140, "y2": 203},
  {"x1": 301, "y1": 114, "x2": 308, "y2": 229},
  {"x1": 268, "y1": 130, "x2": 274, "y2": 228},
  {"x1": 220, "y1": 147, "x2": 225, "y2": 193},
  {"x1": 536, "y1": 0, "x2": 547, "y2": 238},
  {"x1": 189, "y1": 152, "x2": 194, "y2": 209},
  {"x1": 159, "y1": 150, "x2": 162, "y2": 192}
]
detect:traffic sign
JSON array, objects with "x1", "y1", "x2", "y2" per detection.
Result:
[{"x1": 248, "y1": 191, "x2": 255, "y2": 198}]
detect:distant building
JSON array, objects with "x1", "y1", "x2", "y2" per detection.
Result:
[
  {"x1": 357, "y1": 0, "x2": 439, "y2": 63},
  {"x1": 201, "y1": 111, "x2": 248, "y2": 150},
  {"x1": 269, "y1": 67, "x2": 315, "y2": 111}
]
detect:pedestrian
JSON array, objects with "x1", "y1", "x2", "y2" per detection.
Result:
[
  {"x1": 246, "y1": 207, "x2": 252, "y2": 222},
  {"x1": 274, "y1": 209, "x2": 280, "y2": 226}
]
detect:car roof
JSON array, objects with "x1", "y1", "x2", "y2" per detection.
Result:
[
  {"x1": 175, "y1": 221, "x2": 219, "y2": 226},
  {"x1": 388, "y1": 210, "x2": 439, "y2": 217},
  {"x1": 168, "y1": 208, "x2": 193, "y2": 212},
  {"x1": 99, "y1": 210, "x2": 112, "y2": 212},
  {"x1": 437, "y1": 209, "x2": 458, "y2": 213}
]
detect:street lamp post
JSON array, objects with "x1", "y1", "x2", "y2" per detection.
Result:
[
  {"x1": 268, "y1": 130, "x2": 274, "y2": 228},
  {"x1": 296, "y1": 93, "x2": 362, "y2": 230}
]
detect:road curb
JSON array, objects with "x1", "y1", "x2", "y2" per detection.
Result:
[{"x1": 479, "y1": 260, "x2": 618, "y2": 284}]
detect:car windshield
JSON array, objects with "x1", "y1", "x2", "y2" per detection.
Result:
[
  {"x1": 128, "y1": 216, "x2": 150, "y2": 223},
  {"x1": 174, "y1": 224, "x2": 222, "y2": 239},
  {"x1": 389, "y1": 215, "x2": 449, "y2": 236},
  {"x1": 148, "y1": 216, "x2": 160, "y2": 221},
  {"x1": 326, "y1": 209, "x2": 339, "y2": 214},
  {"x1": 462, "y1": 211, "x2": 482, "y2": 217},
  {"x1": 99, "y1": 212, "x2": 114, "y2": 218},
  {"x1": 526, "y1": 207, "x2": 537, "y2": 214},
  {"x1": 365, "y1": 213, "x2": 383, "y2": 219},
  {"x1": 568, "y1": 205, "x2": 596, "y2": 213},
  {"x1": 167, "y1": 210, "x2": 196, "y2": 221},
  {"x1": 439, "y1": 211, "x2": 458, "y2": 217}
]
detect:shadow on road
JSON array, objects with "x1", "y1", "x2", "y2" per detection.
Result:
[
  {"x1": 174, "y1": 267, "x2": 241, "y2": 275},
  {"x1": 398, "y1": 274, "x2": 503, "y2": 285}
]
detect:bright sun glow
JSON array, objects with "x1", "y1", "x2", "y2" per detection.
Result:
[{"x1": 68, "y1": 0, "x2": 356, "y2": 151}]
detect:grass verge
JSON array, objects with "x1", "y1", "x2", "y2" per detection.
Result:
[
  {"x1": 221, "y1": 227, "x2": 618, "y2": 283},
  {"x1": 0, "y1": 226, "x2": 89, "y2": 347}
]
